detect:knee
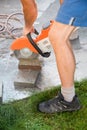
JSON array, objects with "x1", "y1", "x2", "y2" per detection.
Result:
[
  {"x1": 48, "y1": 22, "x2": 68, "y2": 46},
  {"x1": 48, "y1": 27, "x2": 66, "y2": 46}
]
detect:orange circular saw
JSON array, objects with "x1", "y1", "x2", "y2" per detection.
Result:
[{"x1": 10, "y1": 21, "x2": 53, "y2": 59}]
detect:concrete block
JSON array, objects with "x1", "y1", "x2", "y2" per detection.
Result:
[
  {"x1": 18, "y1": 59, "x2": 41, "y2": 70},
  {"x1": 14, "y1": 69, "x2": 40, "y2": 89},
  {"x1": 70, "y1": 29, "x2": 81, "y2": 50},
  {"x1": 0, "y1": 81, "x2": 3, "y2": 103},
  {"x1": 70, "y1": 37, "x2": 81, "y2": 50}
]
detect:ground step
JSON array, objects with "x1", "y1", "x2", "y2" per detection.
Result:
[
  {"x1": 70, "y1": 29, "x2": 81, "y2": 50},
  {"x1": 18, "y1": 59, "x2": 41, "y2": 70},
  {"x1": 70, "y1": 37, "x2": 81, "y2": 50}
]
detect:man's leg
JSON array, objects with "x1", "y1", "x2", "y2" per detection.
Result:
[
  {"x1": 49, "y1": 21, "x2": 75, "y2": 89},
  {"x1": 38, "y1": 21, "x2": 81, "y2": 113},
  {"x1": 49, "y1": 22, "x2": 76, "y2": 102}
]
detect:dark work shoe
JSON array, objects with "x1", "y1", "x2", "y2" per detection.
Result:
[{"x1": 38, "y1": 93, "x2": 81, "y2": 113}]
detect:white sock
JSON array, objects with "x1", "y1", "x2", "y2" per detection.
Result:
[{"x1": 61, "y1": 86, "x2": 75, "y2": 102}]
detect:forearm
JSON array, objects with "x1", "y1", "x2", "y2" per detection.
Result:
[{"x1": 20, "y1": 0, "x2": 38, "y2": 29}]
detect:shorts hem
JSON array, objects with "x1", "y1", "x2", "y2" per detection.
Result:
[{"x1": 55, "y1": 11, "x2": 87, "y2": 27}]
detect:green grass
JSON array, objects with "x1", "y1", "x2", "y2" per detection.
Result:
[{"x1": 0, "y1": 79, "x2": 87, "y2": 130}]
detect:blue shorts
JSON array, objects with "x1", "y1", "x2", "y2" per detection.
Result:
[{"x1": 56, "y1": 0, "x2": 87, "y2": 27}]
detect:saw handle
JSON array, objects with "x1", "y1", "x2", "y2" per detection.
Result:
[{"x1": 27, "y1": 32, "x2": 51, "y2": 58}]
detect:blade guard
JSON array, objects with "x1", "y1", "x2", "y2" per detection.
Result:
[{"x1": 10, "y1": 36, "x2": 38, "y2": 53}]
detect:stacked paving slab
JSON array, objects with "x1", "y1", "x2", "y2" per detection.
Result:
[{"x1": 14, "y1": 58, "x2": 41, "y2": 89}]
